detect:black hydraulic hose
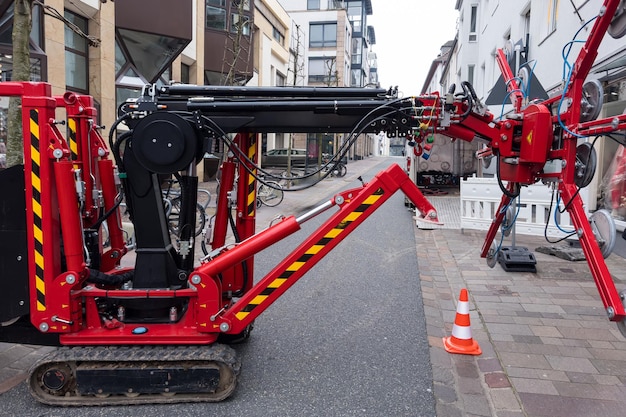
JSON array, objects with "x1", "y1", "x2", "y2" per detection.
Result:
[
  {"x1": 91, "y1": 192, "x2": 124, "y2": 231},
  {"x1": 87, "y1": 268, "x2": 134, "y2": 286},
  {"x1": 108, "y1": 114, "x2": 132, "y2": 169},
  {"x1": 462, "y1": 81, "x2": 480, "y2": 103},
  {"x1": 495, "y1": 150, "x2": 521, "y2": 199}
]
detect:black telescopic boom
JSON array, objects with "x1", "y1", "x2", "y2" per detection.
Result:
[
  {"x1": 186, "y1": 99, "x2": 394, "y2": 114},
  {"x1": 161, "y1": 85, "x2": 389, "y2": 99}
]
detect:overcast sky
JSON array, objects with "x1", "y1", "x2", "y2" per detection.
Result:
[{"x1": 368, "y1": 0, "x2": 458, "y2": 96}]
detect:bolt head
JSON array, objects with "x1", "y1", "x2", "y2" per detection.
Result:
[
  {"x1": 220, "y1": 322, "x2": 230, "y2": 332},
  {"x1": 39, "y1": 322, "x2": 49, "y2": 332},
  {"x1": 607, "y1": 306, "x2": 616, "y2": 319},
  {"x1": 190, "y1": 275, "x2": 202, "y2": 285},
  {"x1": 66, "y1": 274, "x2": 76, "y2": 285}
]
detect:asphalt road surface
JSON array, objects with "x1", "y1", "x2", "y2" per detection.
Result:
[{"x1": 0, "y1": 159, "x2": 436, "y2": 417}]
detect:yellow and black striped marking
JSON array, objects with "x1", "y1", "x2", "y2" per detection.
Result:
[
  {"x1": 235, "y1": 187, "x2": 385, "y2": 321},
  {"x1": 246, "y1": 137, "x2": 257, "y2": 216},
  {"x1": 67, "y1": 118, "x2": 78, "y2": 162},
  {"x1": 30, "y1": 109, "x2": 46, "y2": 312}
]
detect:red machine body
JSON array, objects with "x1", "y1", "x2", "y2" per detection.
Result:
[{"x1": 0, "y1": 0, "x2": 625, "y2": 406}]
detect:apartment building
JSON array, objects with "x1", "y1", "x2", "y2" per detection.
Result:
[
  {"x1": 277, "y1": 0, "x2": 378, "y2": 159},
  {"x1": 250, "y1": 0, "x2": 292, "y2": 153}
]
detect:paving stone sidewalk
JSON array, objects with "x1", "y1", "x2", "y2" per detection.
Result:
[{"x1": 418, "y1": 227, "x2": 626, "y2": 417}]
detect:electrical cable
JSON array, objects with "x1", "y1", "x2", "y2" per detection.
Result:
[
  {"x1": 544, "y1": 187, "x2": 577, "y2": 243},
  {"x1": 557, "y1": 15, "x2": 599, "y2": 138}
]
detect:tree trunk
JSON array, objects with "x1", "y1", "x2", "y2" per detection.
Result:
[{"x1": 6, "y1": 0, "x2": 33, "y2": 168}]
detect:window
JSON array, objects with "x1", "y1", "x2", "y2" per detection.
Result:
[
  {"x1": 273, "y1": 27, "x2": 285, "y2": 45},
  {"x1": 348, "y1": 3, "x2": 362, "y2": 33},
  {"x1": 467, "y1": 64, "x2": 475, "y2": 86},
  {"x1": 233, "y1": 0, "x2": 250, "y2": 11},
  {"x1": 64, "y1": 11, "x2": 88, "y2": 92},
  {"x1": 309, "y1": 57, "x2": 337, "y2": 83},
  {"x1": 308, "y1": 0, "x2": 320, "y2": 10},
  {"x1": 310, "y1": 22, "x2": 337, "y2": 47},
  {"x1": 540, "y1": 0, "x2": 557, "y2": 39},
  {"x1": 181, "y1": 63, "x2": 190, "y2": 84},
  {"x1": 351, "y1": 38, "x2": 362, "y2": 65},
  {"x1": 206, "y1": 1, "x2": 227, "y2": 30},
  {"x1": 523, "y1": 9, "x2": 531, "y2": 37},
  {"x1": 276, "y1": 71, "x2": 285, "y2": 86},
  {"x1": 231, "y1": 13, "x2": 250, "y2": 35},
  {"x1": 548, "y1": 0, "x2": 557, "y2": 33},
  {"x1": 351, "y1": 69, "x2": 362, "y2": 87},
  {"x1": 469, "y1": 5, "x2": 478, "y2": 42}
]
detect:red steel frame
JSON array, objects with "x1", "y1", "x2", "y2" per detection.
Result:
[
  {"x1": 2, "y1": 83, "x2": 439, "y2": 345},
  {"x1": 3, "y1": 0, "x2": 626, "y2": 345},
  {"x1": 61, "y1": 164, "x2": 437, "y2": 344},
  {"x1": 475, "y1": 0, "x2": 626, "y2": 322}
]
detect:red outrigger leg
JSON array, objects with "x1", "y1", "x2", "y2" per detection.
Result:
[{"x1": 195, "y1": 163, "x2": 439, "y2": 335}]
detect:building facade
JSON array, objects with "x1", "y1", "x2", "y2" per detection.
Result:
[
  {"x1": 0, "y1": 0, "x2": 262, "y2": 132},
  {"x1": 278, "y1": 0, "x2": 378, "y2": 160},
  {"x1": 251, "y1": 0, "x2": 292, "y2": 154},
  {"x1": 0, "y1": 0, "x2": 383, "y2": 167}
]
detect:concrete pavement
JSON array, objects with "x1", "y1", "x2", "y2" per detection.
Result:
[
  {"x1": 418, "y1": 221, "x2": 626, "y2": 416},
  {"x1": 2, "y1": 155, "x2": 626, "y2": 417}
]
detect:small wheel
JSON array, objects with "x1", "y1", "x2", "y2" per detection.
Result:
[
  {"x1": 589, "y1": 209, "x2": 616, "y2": 258},
  {"x1": 574, "y1": 142, "x2": 597, "y2": 188},
  {"x1": 336, "y1": 163, "x2": 347, "y2": 177},
  {"x1": 486, "y1": 241, "x2": 498, "y2": 268},
  {"x1": 258, "y1": 181, "x2": 284, "y2": 207},
  {"x1": 31, "y1": 363, "x2": 76, "y2": 398},
  {"x1": 609, "y1": 0, "x2": 626, "y2": 39},
  {"x1": 168, "y1": 198, "x2": 206, "y2": 237},
  {"x1": 580, "y1": 79, "x2": 604, "y2": 122}
]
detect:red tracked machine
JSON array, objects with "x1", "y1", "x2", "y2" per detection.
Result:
[{"x1": 0, "y1": 0, "x2": 625, "y2": 405}]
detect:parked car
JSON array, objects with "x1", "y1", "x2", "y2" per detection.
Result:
[{"x1": 262, "y1": 148, "x2": 315, "y2": 167}]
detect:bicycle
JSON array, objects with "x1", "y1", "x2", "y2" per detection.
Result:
[
  {"x1": 321, "y1": 153, "x2": 347, "y2": 177},
  {"x1": 257, "y1": 179, "x2": 284, "y2": 207},
  {"x1": 161, "y1": 179, "x2": 210, "y2": 238}
]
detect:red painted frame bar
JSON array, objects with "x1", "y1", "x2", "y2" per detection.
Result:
[
  {"x1": 560, "y1": 183, "x2": 625, "y2": 321},
  {"x1": 211, "y1": 163, "x2": 438, "y2": 334}
]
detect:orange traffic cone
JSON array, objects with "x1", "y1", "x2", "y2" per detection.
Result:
[{"x1": 443, "y1": 288, "x2": 481, "y2": 355}]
